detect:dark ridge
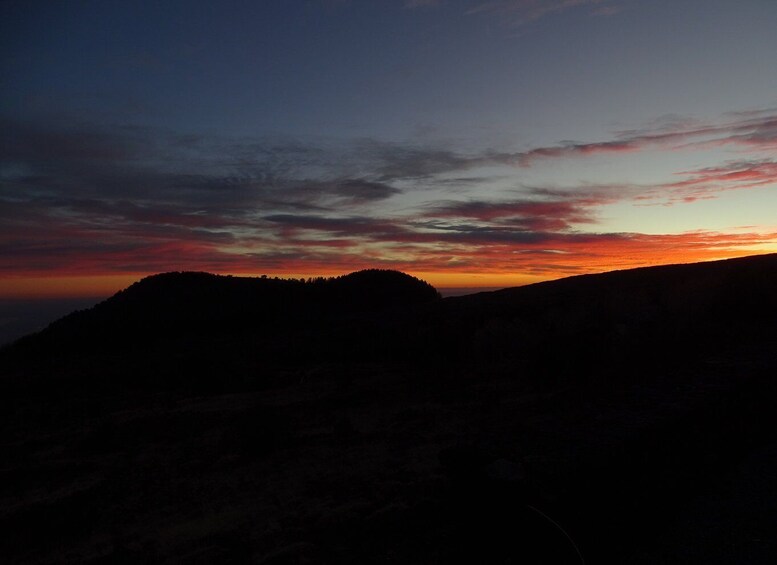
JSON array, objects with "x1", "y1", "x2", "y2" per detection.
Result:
[
  {"x1": 328, "y1": 268, "x2": 440, "y2": 307},
  {"x1": 74, "y1": 267, "x2": 437, "y2": 323},
  {"x1": 0, "y1": 269, "x2": 443, "y2": 395},
  {"x1": 3, "y1": 255, "x2": 777, "y2": 388},
  {"x1": 2, "y1": 254, "x2": 777, "y2": 564},
  {"x1": 2, "y1": 268, "x2": 439, "y2": 354},
  {"x1": 428, "y1": 253, "x2": 777, "y2": 371}
]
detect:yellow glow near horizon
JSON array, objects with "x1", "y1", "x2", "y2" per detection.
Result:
[
  {"x1": 3, "y1": 248, "x2": 776, "y2": 299},
  {"x1": 0, "y1": 274, "x2": 143, "y2": 299},
  {"x1": 409, "y1": 271, "x2": 548, "y2": 289},
  {"x1": 0, "y1": 270, "x2": 548, "y2": 299}
]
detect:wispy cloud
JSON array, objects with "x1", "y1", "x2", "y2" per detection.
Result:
[
  {"x1": 0, "y1": 118, "x2": 406, "y2": 215},
  {"x1": 346, "y1": 112, "x2": 777, "y2": 185},
  {"x1": 516, "y1": 112, "x2": 777, "y2": 166},
  {"x1": 643, "y1": 159, "x2": 777, "y2": 204},
  {"x1": 2, "y1": 111, "x2": 776, "y2": 282},
  {"x1": 422, "y1": 191, "x2": 613, "y2": 230}
]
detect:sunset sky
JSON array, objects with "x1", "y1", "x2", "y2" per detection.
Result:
[{"x1": 2, "y1": 0, "x2": 777, "y2": 300}]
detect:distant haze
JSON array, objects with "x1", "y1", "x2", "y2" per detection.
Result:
[{"x1": 0, "y1": 298, "x2": 103, "y2": 346}]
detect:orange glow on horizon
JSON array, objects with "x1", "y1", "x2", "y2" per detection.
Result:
[
  {"x1": 2, "y1": 247, "x2": 775, "y2": 299},
  {"x1": 0, "y1": 274, "x2": 143, "y2": 299}
]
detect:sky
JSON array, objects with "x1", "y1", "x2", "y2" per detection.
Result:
[{"x1": 2, "y1": 0, "x2": 777, "y2": 303}]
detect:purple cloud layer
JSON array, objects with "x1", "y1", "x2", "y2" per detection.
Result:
[{"x1": 2, "y1": 109, "x2": 776, "y2": 280}]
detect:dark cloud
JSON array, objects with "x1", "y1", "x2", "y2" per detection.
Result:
[
  {"x1": 353, "y1": 139, "x2": 477, "y2": 181},
  {"x1": 334, "y1": 111, "x2": 777, "y2": 179},
  {"x1": 423, "y1": 194, "x2": 609, "y2": 230},
  {"x1": 15, "y1": 111, "x2": 773, "y2": 216},
  {"x1": 330, "y1": 178, "x2": 402, "y2": 202},
  {"x1": 414, "y1": 221, "x2": 557, "y2": 244},
  {"x1": 3, "y1": 111, "x2": 777, "y2": 279},
  {"x1": 0, "y1": 118, "x2": 402, "y2": 208},
  {"x1": 0, "y1": 119, "x2": 407, "y2": 248},
  {"x1": 263, "y1": 214, "x2": 410, "y2": 240},
  {"x1": 283, "y1": 178, "x2": 402, "y2": 206},
  {"x1": 516, "y1": 112, "x2": 777, "y2": 166},
  {"x1": 264, "y1": 211, "x2": 600, "y2": 247}
]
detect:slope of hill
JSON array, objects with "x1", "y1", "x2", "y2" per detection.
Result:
[
  {"x1": 1, "y1": 269, "x2": 441, "y2": 392},
  {"x1": 1, "y1": 255, "x2": 777, "y2": 564},
  {"x1": 14, "y1": 268, "x2": 440, "y2": 343}
]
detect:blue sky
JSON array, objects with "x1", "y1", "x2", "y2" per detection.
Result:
[{"x1": 2, "y1": 0, "x2": 777, "y2": 297}]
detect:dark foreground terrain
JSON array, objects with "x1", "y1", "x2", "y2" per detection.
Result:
[{"x1": 2, "y1": 258, "x2": 777, "y2": 564}]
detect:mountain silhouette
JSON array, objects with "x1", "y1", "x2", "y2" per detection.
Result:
[
  {"x1": 2, "y1": 269, "x2": 439, "y2": 370},
  {"x1": 30, "y1": 268, "x2": 439, "y2": 337},
  {"x1": 2, "y1": 254, "x2": 777, "y2": 564}
]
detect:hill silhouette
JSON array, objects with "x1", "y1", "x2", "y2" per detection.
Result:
[
  {"x1": 21, "y1": 268, "x2": 439, "y2": 341},
  {"x1": 2, "y1": 255, "x2": 777, "y2": 564},
  {"x1": 2, "y1": 269, "x2": 440, "y2": 381}
]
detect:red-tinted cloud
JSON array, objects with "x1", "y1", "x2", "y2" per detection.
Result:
[
  {"x1": 240, "y1": 228, "x2": 777, "y2": 283},
  {"x1": 515, "y1": 113, "x2": 777, "y2": 166},
  {"x1": 3, "y1": 114, "x2": 777, "y2": 291},
  {"x1": 635, "y1": 159, "x2": 777, "y2": 204},
  {"x1": 424, "y1": 193, "x2": 612, "y2": 230}
]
